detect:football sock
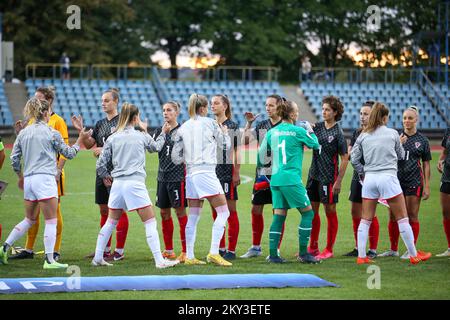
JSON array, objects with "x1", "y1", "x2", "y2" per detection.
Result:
[
  {"x1": 398, "y1": 218, "x2": 417, "y2": 257},
  {"x1": 227, "y1": 211, "x2": 239, "y2": 252},
  {"x1": 444, "y1": 218, "x2": 450, "y2": 248},
  {"x1": 115, "y1": 211, "x2": 128, "y2": 251},
  {"x1": 162, "y1": 216, "x2": 174, "y2": 251},
  {"x1": 410, "y1": 220, "x2": 420, "y2": 244},
  {"x1": 44, "y1": 218, "x2": 57, "y2": 264},
  {"x1": 212, "y1": 209, "x2": 226, "y2": 249},
  {"x1": 185, "y1": 207, "x2": 201, "y2": 259},
  {"x1": 94, "y1": 218, "x2": 118, "y2": 262},
  {"x1": 352, "y1": 216, "x2": 361, "y2": 248},
  {"x1": 210, "y1": 205, "x2": 230, "y2": 255},
  {"x1": 357, "y1": 219, "x2": 371, "y2": 258},
  {"x1": 100, "y1": 213, "x2": 112, "y2": 250},
  {"x1": 269, "y1": 214, "x2": 286, "y2": 257},
  {"x1": 54, "y1": 201, "x2": 63, "y2": 253},
  {"x1": 388, "y1": 219, "x2": 399, "y2": 252},
  {"x1": 278, "y1": 219, "x2": 285, "y2": 250},
  {"x1": 177, "y1": 215, "x2": 188, "y2": 253},
  {"x1": 309, "y1": 212, "x2": 321, "y2": 250},
  {"x1": 298, "y1": 209, "x2": 314, "y2": 255},
  {"x1": 144, "y1": 217, "x2": 164, "y2": 265},
  {"x1": 325, "y1": 211, "x2": 338, "y2": 251},
  {"x1": 5, "y1": 218, "x2": 36, "y2": 250},
  {"x1": 251, "y1": 210, "x2": 264, "y2": 246},
  {"x1": 369, "y1": 216, "x2": 379, "y2": 251}
]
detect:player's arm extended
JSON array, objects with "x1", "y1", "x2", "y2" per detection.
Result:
[
  {"x1": 145, "y1": 132, "x2": 166, "y2": 153},
  {"x1": 51, "y1": 130, "x2": 81, "y2": 159},
  {"x1": 394, "y1": 131, "x2": 405, "y2": 160},
  {"x1": 171, "y1": 132, "x2": 184, "y2": 165}
]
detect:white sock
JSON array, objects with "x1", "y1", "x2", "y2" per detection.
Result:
[
  {"x1": 44, "y1": 219, "x2": 57, "y2": 263},
  {"x1": 185, "y1": 207, "x2": 201, "y2": 259},
  {"x1": 398, "y1": 218, "x2": 417, "y2": 257},
  {"x1": 5, "y1": 218, "x2": 36, "y2": 249},
  {"x1": 144, "y1": 218, "x2": 164, "y2": 265},
  {"x1": 357, "y1": 219, "x2": 371, "y2": 258},
  {"x1": 210, "y1": 205, "x2": 230, "y2": 255},
  {"x1": 105, "y1": 246, "x2": 111, "y2": 253},
  {"x1": 115, "y1": 248, "x2": 124, "y2": 255},
  {"x1": 94, "y1": 218, "x2": 118, "y2": 262}
]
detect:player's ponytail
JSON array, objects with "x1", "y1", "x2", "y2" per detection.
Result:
[
  {"x1": 188, "y1": 93, "x2": 208, "y2": 118},
  {"x1": 24, "y1": 98, "x2": 50, "y2": 121},
  {"x1": 116, "y1": 102, "x2": 139, "y2": 132},
  {"x1": 364, "y1": 102, "x2": 389, "y2": 133}
]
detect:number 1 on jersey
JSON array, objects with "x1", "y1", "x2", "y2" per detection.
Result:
[{"x1": 278, "y1": 140, "x2": 287, "y2": 165}]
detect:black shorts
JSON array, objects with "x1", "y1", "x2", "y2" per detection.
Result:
[
  {"x1": 156, "y1": 181, "x2": 187, "y2": 209},
  {"x1": 220, "y1": 180, "x2": 238, "y2": 200},
  {"x1": 306, "y1": 178, "x2": 339, "y2": 204},
  {"x1": 401, "y1": 184, "x2": 423, "y2": 197},
  {"x1": 440, "y1": 181, "x2": 450, "y2": 194},
  {"x1": 349, "y1": 179, "x2": 362, "y2": 203},
  {"x1": 95, "y1": 175, "x2": 110, "y2": 205}
]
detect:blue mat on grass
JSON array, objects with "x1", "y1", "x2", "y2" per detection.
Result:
[{"x1": 0, "y1": 273, "x2": 338, "y2": 294}]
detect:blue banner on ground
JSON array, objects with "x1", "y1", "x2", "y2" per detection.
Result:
[{"x1": 0, "y1": 273, "x2": 338, "y2": 294}]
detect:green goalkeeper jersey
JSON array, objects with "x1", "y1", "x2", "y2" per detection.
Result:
[{"x1": 257, "y1": 122, "x2": 320, "y2": 187}]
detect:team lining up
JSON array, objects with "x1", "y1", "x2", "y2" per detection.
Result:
[{"x1": 1, "y1": 87, "x2": 450, "y2": 269}]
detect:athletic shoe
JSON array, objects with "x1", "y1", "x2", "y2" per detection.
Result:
[
  {"x1": 410, "y1": 251, "x2": 432, "y2": 265},
  {"x1": 343, "y1": 248, "x2": 358, "y2": 257},
  {"x1": 206, "y1": 253, "x2": 233, "y2": 266},
  {"x1": 155, "y1": 258, "x2": 179, "y2": 269},
  {"x1": 162, "y1": 250, "x2": 177, "y2": 260},
  {"x1": 9, "y1": 250, "x2": 34, "y2": 260},
  {"x1": 184, "y1": 257, "x2": 206, "y2": 265},
  {"x1": 0, "y1": 248, "x2": 8, "y2": 265},
  {"x1": 112, "y1": 251, "x2": 125, "y2": 261},
  {"x1": 367, "y1": 250, "x2": 377, "y2": 259},
  {"x1": 176, "y1": 252, "x2": 187, "y2": 263},
  {"x1": 436, "y1": 249, "x2": 450, "y2": 257},
  {"x1": 307, "y1": 247, "x2": 320, "y2": 257},
  {"x1": 53, "y1": 252, "x2": 61, "y2": 262},
  {"x1": 219, "y1": 249, "x2": 226, "y2": 257},
  {"x1": 43, "y1": 260, "x2": 69, "y2": 269},
  {"x1": 316, "y1": 248, "x2": 333, "y2": 260},
  {"x1": 266, "y1": 255, "x2": 287, "y2": 264},
  {"x1": 223, "y1": 251, "x2": 236, "y2": 261},
  {"x1": 400, "y1": 251, "x2": 410, "y2": 260},
  {"x1": 91, "y1": 259, "x2": 113, "y2": 267},
  {"x1": 356, "y1": 257, "x2": 374, "y2": 264},
  {"x1": 377, "y1": 249, "x2": 399, "y2": 257},
  {"x1": 297, "y1": 253, "x2": 321, "y2": 264},
  {"x1": 240, "y1": 247, "x2": 262, "y2": 258}
]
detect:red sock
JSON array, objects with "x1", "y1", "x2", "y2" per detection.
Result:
[
  {"x1": 161, "y1": 217, "x2": 174, "y2": 251},
  {"x1": 325, "y1": 212, "x2": 338, "y2": 252},
  {"x1": 369, "y1": 216, "x2": 379, "y2": 250},
  {"x1": 227, "y1": 211, "x2": 239, "y2": 252},
  {"x1": 251, "y1": 211, "x2": 264, "y2": 246},
  {"x1": 388, "y1": 220, "x2": 399, "y2": 251},
  {"x1": 212, "y1": 209, "x2": 226, "y2": 249},
  {"x1": 115, "y1": 212, "x2": 129, "y2": 250},
  {"x1": 352, "y1": 216, "x2": 361, "y2": 247},
  {"x1": 443, "y1": 218, "x2": 450, "y2": 248},
  {"x1": 278, "y1": 221, "x2": 285, "y2": 250},
  {"x1": 100, "y1": 213, "x2": 112, "y2": 249},
  {"x1": 410, "y1": 220, "x2": 420, "y2": 245},
  {"x1": 178, "y1": 215, "x2": 188, "y2": 253},
  {"x1": 309, "y1": 212, "x2": 321, "y2": 250}
]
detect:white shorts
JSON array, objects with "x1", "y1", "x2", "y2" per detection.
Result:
[
  {"x1": 362, "y1": 173, "x2": 403, "y2": 200},
  {"x1": 186, "y1": 172, "x2": 224, "y2": 200},
  {"x1": 24, "y1": 174, "x2": 58, "y2": 202},
  {"x1": 108, "y1": 179, "x2": 152, "y2": 212}
]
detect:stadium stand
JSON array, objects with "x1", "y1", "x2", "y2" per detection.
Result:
[
  {"x1": 300, "y1": 82, "x2": 448, "y2": 130},
  {"x1": 0, "y1": 84, "x2": 14, "y2": 126}
]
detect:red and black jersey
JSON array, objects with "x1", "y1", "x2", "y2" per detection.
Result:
[
  {"x1": 216, "y1": 119, "x2": 240, "y2": 182},
  {"x1": 442, "y1": 127, "x2": 450, "y2": 183},
  {"x1": 152, "y1": 124, "x2": 185, "y2": 183},
  {"x1": 349, "y1": 128, "x2": 364, "y2": 181},
  {"x1": 91, "y1": 115, "x2": 119, "y2": 148},
  {"x1": 308, "y1": 121, "x2": 348, "y2": 184},
  {"x1": 397, "y1": 130, "x2": 432, "y2": 188}
]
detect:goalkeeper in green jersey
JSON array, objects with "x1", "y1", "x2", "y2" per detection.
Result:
[{"x1": 257, "y1": 100, "x2": 321, "y2": 264}]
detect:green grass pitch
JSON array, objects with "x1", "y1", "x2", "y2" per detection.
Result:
[{"x1": 0, "y1": 149, "x2": 449, "y2": 300}]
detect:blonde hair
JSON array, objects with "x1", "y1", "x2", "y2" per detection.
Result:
[
  {"x1": 364, "y1": 102, "x2": 389, "y2": 133},
  {"x1": 405, "y1": 105, "x2": 419, "y2": 117},
  {"x1": 24, "y1": 98, "x2": 50, "y2": 121},
  {"x1": 188, "y1": 93, "x2": 208, "y2": 118},
  {"x1": 277, "y1": 100, "x2": 297, "y2": 120},
  {"x1": 116, "y1": 102, "x2": 139, "y2": 132},
  {"x1": 163, "y1": 101, "x2": 181, "y2": 112}
]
